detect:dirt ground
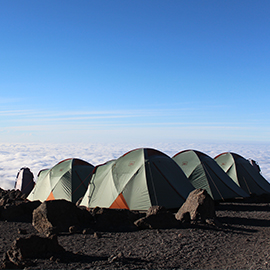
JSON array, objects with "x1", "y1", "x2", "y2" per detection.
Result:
[{"x1": 1, "y1": 201, "x2": 270, "y2": 269}]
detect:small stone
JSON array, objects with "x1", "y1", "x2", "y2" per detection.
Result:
[
  {"x1": 93, "y1": 232, "x2": 101, "y2": 239},
  {"x1": 82, "y1": 228, "x2": 94, "y2": 235},
  {"x1": 18, "y1": 228, "x2": 27, "y2": 235},
  {"x1": 108, "y1": 252, "x2": 124, "y2": 263},
  {"x1": 69, "y1": 226, "x2": 77, "y2": 234}
]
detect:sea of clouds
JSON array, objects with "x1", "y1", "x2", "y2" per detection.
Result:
[{"x1": 1, "y1": 142, "x2": 270, "y2": 190}]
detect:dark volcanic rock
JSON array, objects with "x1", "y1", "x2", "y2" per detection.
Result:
[
  {"x1": 92, "y1": 207, "x2": 142, "y2": 232},
  {"x1": 0, "y1": 200, "x2": 41, "y2": 222},
  {"x1": 32, "y1": 200, "x2": 94, "y2": 236},
  {"x1": 0, "y1": 192, "x2": 41, "y2": 222},
  {"x1": 1, "y1": 197, "x2": 270, "y2": 270},
  {"x1": 175, "y1": 189, "x2": 216, "y2": 223},
  {"x1": 0, "y1": 189, "x2": 27, "y2": 204},
  {"x1": 3, "y1": 234, "x2": 65, "y2": 267},
  {"x1": 134, "y1": 205, "x2": 179, "y2": 229}
]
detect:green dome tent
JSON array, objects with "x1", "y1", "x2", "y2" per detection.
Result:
[
  {"x1": 215, "y1": 152, "x2": 270, "y2": 195},
  {"x1": 172, "y1": 150, "x2": 249, "y2": 200},
  {"x1": 80, "y1": 148, "x2": 195, "y2": 211},
  {"x1": 27, "y1": 158, "x2": 94, "y2": 203}
]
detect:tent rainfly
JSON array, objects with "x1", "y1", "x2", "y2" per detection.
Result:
[
  {"x1": 214, "y1": 152, "x2": 270, "y2": 196},
  {"x1": 15, "y1": 167, "x2": 35, "y2": 196},
  {"x1": 80, "y1": 148, "x2": 195, "y2": 211},
  {"x1": 27, "y1": 158, "x2": 94, "y2": 203},
  {"x1": 172, "y1": 150, "x2": 249, "y2": 200}
]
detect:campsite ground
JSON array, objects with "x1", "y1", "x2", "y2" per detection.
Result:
[{"x1": 1, "y1": 200, "x2": 270, "y2": 269}]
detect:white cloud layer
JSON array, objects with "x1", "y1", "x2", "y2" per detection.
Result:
[{"x1": 0, "y1": 142, "x2": 269, "y2": 190}]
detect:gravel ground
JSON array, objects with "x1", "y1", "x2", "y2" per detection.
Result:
[{"x1": 1, "y1": 201, "x2": 270, "y2": 269}]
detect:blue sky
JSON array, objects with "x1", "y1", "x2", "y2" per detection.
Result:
[{"x1": 1, "y1": 0, "x2": 270, "y2": 144}]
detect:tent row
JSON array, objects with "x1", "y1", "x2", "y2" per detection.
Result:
[{"x1": 21, "y1": 148, "x2": 270, "y2": 211}]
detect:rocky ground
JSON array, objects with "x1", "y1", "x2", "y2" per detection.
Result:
[{"x1": 1, "y1": 199, "x2": 270, "y2": 269}]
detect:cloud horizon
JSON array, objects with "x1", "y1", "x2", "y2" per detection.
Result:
[{"x1": 1, "y1": 142, "x2": 269, "y2": 191}]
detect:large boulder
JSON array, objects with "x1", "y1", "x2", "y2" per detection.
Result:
[
  {"x1": 91, "y1": 207, "x2": 142, "y2": 232},
  {"x1": 0, "y1": 188, "x2": 41, "y2": 222},
  {"x1": 134, "y1": 205, "x2": 179, "y2": 229},
  {"x1": 2, "y1": 234, "x2": 65, "y2": 267},
  {"x1": 175, "y1": 189, "x2": 216, "y2": 223},
  {"x1": 0, "y1": 200, "x2": 41, "y2": 222},
  {"x1": 32, "y1": 200, "x2": 94, "y2": 236}
]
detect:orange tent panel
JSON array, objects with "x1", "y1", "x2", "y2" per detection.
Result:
[
  {"x1": 46, "y1": 191, "x2": 55, "y2": 201},
  {"x1": 110, "y1": 193, "x2": 129, "y2": 209}
]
